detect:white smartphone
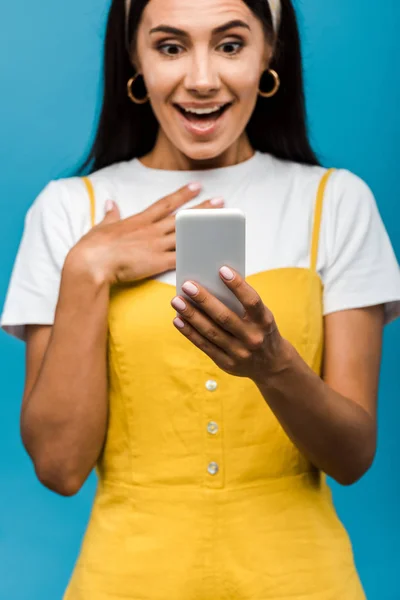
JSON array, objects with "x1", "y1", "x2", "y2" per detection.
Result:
[{"x1": 176, "y1": 208, "x2": 246, "y2": 317}]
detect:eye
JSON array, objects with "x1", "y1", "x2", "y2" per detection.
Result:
[
  {"x1": 218, "y1": 41, "x2": 244, "y2": 55},
  {"x1": 157, "y1": 43, "x2": 184, "y2": 57},
  {"x1": 156, "y1": 40, "x2": 245, "y2": 58}
]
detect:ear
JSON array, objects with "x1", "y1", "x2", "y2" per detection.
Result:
[
  {"x1": 129, "y1": 55, "x2": 139, "y2": 71},
  {"x1": 127, "y1": 40, "x2": 139, "y2": 71},
  {"x1": 263, "y1": 44, "x2": 274, "y2": 70}
]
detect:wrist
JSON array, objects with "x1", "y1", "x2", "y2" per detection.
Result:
[
  {"x1": 254, "y1": 337, "x2": 297, "y2": 391},
  {"x1": 63, "y1": 246, "x2": 111, "y2": 291}
]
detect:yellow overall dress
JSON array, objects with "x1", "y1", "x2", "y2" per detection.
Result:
[{"x1": 64, "y1": 169, "x2": 366, "y2": 599}]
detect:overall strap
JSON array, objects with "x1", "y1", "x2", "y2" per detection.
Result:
[
  {"x1": 310, "y1": 168, "x2": 335, "y2": 272},
  {"x1": 82, "y1": 177, "x2": 96, "y2": 228}
]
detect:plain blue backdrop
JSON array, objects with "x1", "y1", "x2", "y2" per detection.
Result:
[{"x1": 1, "y1": 1, "x2": 399, "y2": 598}]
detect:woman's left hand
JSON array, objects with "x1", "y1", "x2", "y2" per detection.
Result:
[{"x1": 171, "y1": 266, "x2": 291, "y2": 384}]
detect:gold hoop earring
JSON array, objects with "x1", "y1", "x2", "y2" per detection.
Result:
[
  {"x1": 258, "y1": 69, "x2": 280, "y2": 98},
  {"x1": 127, "y1": 74, "x2": 149, "y2": 105}
]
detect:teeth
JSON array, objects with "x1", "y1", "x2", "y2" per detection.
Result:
[{"x1": 182, "y1": 105, "x2": 225, "y2": 115}]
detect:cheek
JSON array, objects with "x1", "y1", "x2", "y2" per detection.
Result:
[
  {"x1": 144, "y1": 64, "x2": 180, "y2": 100},
  {"x1": 226, "y1": 65, "x2": 262, "y2": 98}
]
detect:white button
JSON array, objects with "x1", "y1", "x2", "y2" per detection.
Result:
[
  {"x1": 208, "y1": 462, "x2": 219, "y2": 476},
  {"x1": 205, "y1": 380, "x2": 218, "y2": 391},
  {"x1": 207, "y1": 421, "x2": 219, "y2": 435}
]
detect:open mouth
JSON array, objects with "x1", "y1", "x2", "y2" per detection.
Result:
[{"x1": 173, "y1": 103, "x2": 232, "y2": 123}]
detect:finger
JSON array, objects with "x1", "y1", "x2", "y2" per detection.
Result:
[
  {"x1": 156, "y1": 215, "x2": 176, "y2": 235},
  {"x1": 171, "y1": 295, "x2": 245, "y2": 357},
  {"x1": 146, "y1": 251, "x2": 176, "y2": 277},
  {"x1": 177, "y1": 280, "x2": 255, "y2": 344},
  {"x1": 219, "y1": 267, "x2": 268, "y2": 325},
  {"x1": 161, "y1": 251, "x2": 176, "y2": 272},
  {"x1": 143, "y1": 182, "x2": 203, "y2": 223},
  {"x1": 158, "y1": 232, "x2": 175, "y2": 252},
  {"x1": 193, "y1": 197, "x2": 225, "y2": 209},
  {"x1": 155, "y1": 197, "x2": 225, "y2": 236},
  {"x1": 102, "y1": 200, "x2": 121, "y2": 224},
  {"x1": 173, "y1": 316, "x2": 234, "y2": 372}
]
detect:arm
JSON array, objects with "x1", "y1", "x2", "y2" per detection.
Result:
[
  {"x1": 18, "y1": 182, "x2": 210, "y2": 497},
  {"x1": 255, "y1": 305, "x2": 384, "y2": 485},
  {"x1": 22, "y1": 258, "x2": 110, "y2": 497}
]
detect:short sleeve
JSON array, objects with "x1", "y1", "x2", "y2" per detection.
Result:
[
  {"x1": 1, "y1": 179, "x2": 88, "y2": 341},
  {"x1": 321, "y1": 169, "x2": 400, "y2": 325}
]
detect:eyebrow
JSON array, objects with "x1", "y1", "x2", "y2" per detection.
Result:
[{"x1": 149, "y1": 19, "x2": 251, "y2": 37}]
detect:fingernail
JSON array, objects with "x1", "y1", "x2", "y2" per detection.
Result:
[
  {"x1": 182, "y1": 282, "x2": 198, "y2": 296},
  {"x1": 171, "y1": 297, "x2": 187, "y2": 311},
  {"x1": 210, "y1": 197, "x2": 225, "y2": 206},
  {"x1": 220, "y1": 266, "x2": 234, "y2": 280},
  {"x1": 188, "y1": 181, "x2": 202, "y2": 192},
  {"x1": 174, "y1": 317, "x2": 185, "y2": 329},
  {"x1": 104, "y1": 199, "x2": 114, "y2": 213}
]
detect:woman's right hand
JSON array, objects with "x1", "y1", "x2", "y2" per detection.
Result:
[{"x1": 65, "y1": 183, "x2": 224, "y2": 286}]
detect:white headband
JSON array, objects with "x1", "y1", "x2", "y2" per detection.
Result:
[
  {"x1": 125, "y1": 0, "x2": 281, "y2": 36},
  {"x1": 267, "y1": 0, "x2": 281, "y2": 32}
]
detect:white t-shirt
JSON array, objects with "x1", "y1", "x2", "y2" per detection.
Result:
[{"x1": 2, "y1": 150, "x2": 400, "y2": 341}]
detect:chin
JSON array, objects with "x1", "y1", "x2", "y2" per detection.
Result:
[{"x1": 176, "y1": 140, "x2": 234, "y2": 163}]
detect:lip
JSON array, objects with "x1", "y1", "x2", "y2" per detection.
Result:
[
  {"x1": 174, "y1": 103, "x2": 233, "y2": 137},
  {"x1": 175, "y1": 102, "x2": 232, "y2": 109}
]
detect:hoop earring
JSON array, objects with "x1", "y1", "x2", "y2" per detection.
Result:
[
  {"x1": 127, "y1": 74, "x2": 149, "y2": 105},
  {"x1": 258, "y1": 69, "x2": 280, "y2": 98}
]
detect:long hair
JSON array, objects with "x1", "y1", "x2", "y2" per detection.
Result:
[{"x1": 81, "y1": 0, "x2": 319, "y2": 173}]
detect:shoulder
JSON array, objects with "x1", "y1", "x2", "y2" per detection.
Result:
[
  {"x1": 323, "y1": 168, "x2": 375, "y2": 211},
  {"x1": 266, "y1": 153, "x2": 370, "y2": 192},
  {"x1": 262, "y1": 154, "x2": 328, "y2": 210},
  {"x1": 264, "y1": 153, "x2": 326, "y2": 184},
  {"x1": 82, "y1": 160, "x2": 140, "y2": 222},
  {"x1": 317, "y1": 169, "x2": 379, "y2": 248},
  {"x1": 30, "y1": 159, "x2": 132, "y2": 232},
  {"x1": 41, "y1": 159, "x2": 133, "y2": 201},
  {"x1": 265, "y1": 155, "x2": 375, "y2": 216},
  {"x1": 87, "y1": 159, "x2": 134, "y2": 188},
  {"x1": 27, "y1": 177, "x2": 92, "y2": 241}
]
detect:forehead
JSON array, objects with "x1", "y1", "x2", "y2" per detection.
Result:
[{"x1": 141, "y1": 0, "x2": 258, "y2": 31}]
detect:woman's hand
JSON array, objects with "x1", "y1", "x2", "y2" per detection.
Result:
[
  {"x1": 171, "y1": 266, "x2": 291, "y2": 384},
  {"x1": 65, "y1": 183, "x2": 224, "y2": 286}
]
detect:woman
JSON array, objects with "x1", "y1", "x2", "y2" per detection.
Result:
[{"x1": 2, "y1": 0, "x2": 400, "y2": 597}]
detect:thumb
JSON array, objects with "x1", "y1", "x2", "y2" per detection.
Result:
[{"x1": 102, "y1": 200, "x2": 121, "y2": 223}]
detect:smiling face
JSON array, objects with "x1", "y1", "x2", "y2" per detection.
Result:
[{"x1": 132, "y1": 0, "x2": 273, "y2": 169}]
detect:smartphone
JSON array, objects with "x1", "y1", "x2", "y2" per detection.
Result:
[{"x1": 176, "y1": 208, "x2": 246, "y2": 317}]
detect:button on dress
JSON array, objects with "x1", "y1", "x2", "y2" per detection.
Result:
[{"x1": 63, "y1": 170, "x2": 366, "y2": 599}]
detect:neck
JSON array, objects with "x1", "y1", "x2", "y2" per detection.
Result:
[{"x1": 138, "y1": 131, "x2": 255, "y2": 171}]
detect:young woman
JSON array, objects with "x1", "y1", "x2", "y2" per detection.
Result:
[{"x1": 2, "y1": 0, "x2": 400, "y2": 598}]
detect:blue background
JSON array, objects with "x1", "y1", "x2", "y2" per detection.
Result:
[{"x1": 1, "y1": 0, "x2": 399, "y2": 598}]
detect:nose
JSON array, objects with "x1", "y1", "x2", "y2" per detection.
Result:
[{"x1": 184, "y1": 51, "x2": 219, "y2": 94}]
